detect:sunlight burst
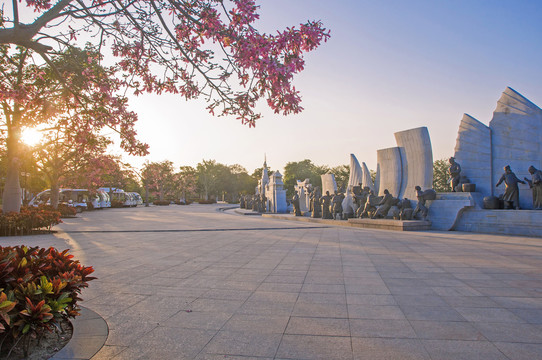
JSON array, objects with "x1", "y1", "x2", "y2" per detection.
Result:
[{"x1": 21, "y1": 128, "x2": 43, "y2": 146}]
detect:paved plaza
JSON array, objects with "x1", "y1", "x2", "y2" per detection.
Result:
[{"x1": 2, "y1": 204, "x2": 542, "y2": 359}]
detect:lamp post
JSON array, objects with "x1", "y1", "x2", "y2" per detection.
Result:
[{"x1": 20, "y1": 171, "x2": 30, "y2": 205}]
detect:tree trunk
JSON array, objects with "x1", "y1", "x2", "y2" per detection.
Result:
[
  {"x1": 2, "y1": 123, "x2": 22, "y2": 213},
  {"x1": 50, "y1": 181, "x2": 60, "y2": 209},
  {"x1": 2, "y1": 158, "x2": 21, "y2": 212}
]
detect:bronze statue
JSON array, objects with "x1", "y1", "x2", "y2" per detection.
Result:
[
  {"x1": 260, "y1": 193, "x2": 267, "y2": 213},
  {"x1": 320, "y1": 191, "x2": 332, "y2": 219},
  {"x1": 331, "y1": 190, "x2": 344, "y2": 220},
  {"x1": 292, "y1": 191, "x2": 301, "y2": 216},
  {"x1": 524, "y1": 165, "x2": 542, "y2": 210},
  {"x1": 360, "y1": 190, "x2": 379, "y2": 218},
  {"x1": 310, "y1": 187, "x2": 321, "y2": 218},
  {"x1": 372, "y1": 189, "x2": 394, "y2": 219},
  {"x1": 496, "y1": 165, "x2": 525, "y2": 210},
  {"x1": 412, "y1": 186, "x2": 429, "y2": 220},
  {"x1": 354, "y1": 186, "x2": 370, "y2": 217},
  {"x1": 448, "y1": 157, "x2": 461, "y2": 192},
  {"x1": 398, "y1": 198, "x2": 413, "y2": 220}
]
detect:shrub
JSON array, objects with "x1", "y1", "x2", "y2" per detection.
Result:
[
  {"x1": 153, "y1": 200, "x2": 170, "y2": 206},
  {"x1": 0, "y1": 207, "x2": 62, "y2": 236},
  {"x1": 57, "y1": 204, "x2": 78, "y2": 218},
  {"x1": 197, "y1": 199, "x2": 216, "y2": 204},
  {"x1": 0, "y1": 246, "x2": 96, "y2": 357}
]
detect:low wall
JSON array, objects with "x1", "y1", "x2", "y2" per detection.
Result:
[{"x1": 454, "y1": 209, "x2": 542, "y2": 237}]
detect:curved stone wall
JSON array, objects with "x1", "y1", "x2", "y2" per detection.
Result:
[
  {"x1": 376, "y1": 147, "x2": 402, "y2": 197},
  {"x1": 490, "y1": 87, "x2": 542, "y2": 209},
  {"x1": 348, "y1": 154, "x2": 363, "y2": 188},
  {"x1": 454, "y1": 114, "x2": 492, "y2": 197},
  {"x1": 395, "y1": 127, "x2": 433, "y2": 200}
]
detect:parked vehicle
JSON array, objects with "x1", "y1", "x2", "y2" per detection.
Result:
[
  {"x1": 99, "y1": 187, "x2": 135, "y2": 207},
  {"x1": 89, "y1": 192, "x2": 101, "y2": 210},
  {"x1": 128, "y1": 192, "x2": 143, "y2": 206},
  {"x1": 29, "y1": 189, "x2": 88, "y2": 212},
  {"x1": 97, "y1": 190, "x2": 111, "y2": 208}
]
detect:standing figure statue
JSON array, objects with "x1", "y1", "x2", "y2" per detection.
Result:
[
  {"x1": 496, "y1": 165, "x2": 525, "y2": 210},
  {"x1": 524, "y1": 165, "x2": 542, "y2": 210},
  {"x1": 355, "y1": 187, "x2": 370, "y2": 218},
  {"x1": 448, "y1": 157, "x2": 461, "y2": 192},
  {"x1": 372, "y1": 189, "x2": 394, "y2": 219},
  {"x1": 292, "y1": 191, "x2": 301, "y2": 216},
  {"x1": 413, "y1": 186, "x2": 429, "y2": 220},
  {"x1": 320, "y1": 191, "x2": 333, "y2": 219},
  {"x1": 260, "y1": 193, "x2": 267, "y2": 213},
  {"x1": 360, "y1": 190, "x2": 378, "y2": 218},
  {"x1": 310, "y1": 187, "x2": 321, "y2": 218},
  {"x1": 251, "y1": 195, "x2": 258, "y2": 211},
  {"x1": 331, "y1": 190, "x2": 344, "y2": 220}
]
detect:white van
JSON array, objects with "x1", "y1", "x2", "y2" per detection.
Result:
[
  {"x1": 97, "y1": 189, "x2": 111, "y2": 208},
  {"x1": 128, "y1": 192, "x2": 143, "y2": 206},
  {"x1": 89, "y1": 192, "x2": 101, "y2": 209},
  {"x1": 29, "y1": 189, "x2": 88, "y2": 212},
  {"x1": 99, "y1": 188, "x2": 132, "y2": 207}
]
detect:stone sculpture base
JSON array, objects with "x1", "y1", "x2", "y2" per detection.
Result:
[
  {"x1": 261, "y1": 213, "x2": 431, "y2": 232},
  {"x1": 348, "y1": 219, "x2": 431, "y2": 231},
  {"x1": 454, "y1": 209, "x2": 542, "y2": 237}
]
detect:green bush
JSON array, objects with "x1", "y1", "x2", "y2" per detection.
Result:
[
  {"x1": 0, "y1": 246, "x2": 96, "y2": 357},
  {"x1": 197, "y1": 199, "x2": 216, "y2": 204},
  {"x1": 0, "y1": 206, "x2": 62, "y2": 236},
  {"x1": 153, "y1": 200, "x2": 170, "y2": 206}
]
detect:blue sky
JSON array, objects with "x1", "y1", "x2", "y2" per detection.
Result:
[{"x1": 120, "y1": 0, "x2": 542, "y2": 173}]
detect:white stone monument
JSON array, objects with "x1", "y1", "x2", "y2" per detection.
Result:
[
  {"x1": 294, "y1": 179, "x2": 312, "y2": 213},
  {"x1": 321, "y1": 173, "x2": 337, "y2": 196},
  {"x1": 267, "y1": 171, "x2": 287, "y2": 213},
  {"x1": 454, "y1": 87, "x2": 542, "y2": 209},
  {"x1": 375, "y1": 127, "x2": 433, "y2": 200}
]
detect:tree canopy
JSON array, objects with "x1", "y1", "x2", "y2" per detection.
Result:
[
  {"x1": 0, "y1": 0, "x2": 329, "y2": 212},
  {"x1": 1, "y1": 0, "x2": 329, "y2": 126}
]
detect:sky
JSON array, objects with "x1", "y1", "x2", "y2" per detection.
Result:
[{"x1": 107, "y1": 1, "x2": 542, "y2": 174}]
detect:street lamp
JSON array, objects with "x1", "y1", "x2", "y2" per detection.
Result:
[{"x1": 20, "y1": 172, "x2": 30, "y2": 205}]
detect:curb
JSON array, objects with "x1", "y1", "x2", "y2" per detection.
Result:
[{"x1": 51, "y1": 307, "x2": 108, "y2": 360}]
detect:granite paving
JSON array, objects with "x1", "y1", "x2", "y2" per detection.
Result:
[{"x1": 2, "y1": 204, "x2": 542, "y2": 359}]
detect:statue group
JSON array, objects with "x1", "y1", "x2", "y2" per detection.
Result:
[
  {"x1": 449, "y1": 158, "x2": 541, "y2": 210},
  {"x1": 298, "y1": 184, "x2": 434, "y2": 221},
  {"x1": 240, "y1": 193, "x2": 267, "y2": 212}
]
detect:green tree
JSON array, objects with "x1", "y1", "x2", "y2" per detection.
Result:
[
  {"x1": 433, "y1": 158, "x2": 450, "y2": 192},
  {"x1": 330, "y1": 164, "x2": 350, "y2": 191},
  {"x1": 283, "y1": 160, "x2": 328, "y2": 198},
  {"x1": 177, "y1": 166, "x2": 197, "y2": 202},
  {"x1": 196, "y1": 159, "x2": 222, "y2": 201},
  {"x1": 142, "y1": 161, "x2": 176, "y2": 201}
]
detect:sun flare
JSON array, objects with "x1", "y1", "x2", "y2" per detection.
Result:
[{"x1": 21, "y1": 128, "x2": 43, "y2": 146}]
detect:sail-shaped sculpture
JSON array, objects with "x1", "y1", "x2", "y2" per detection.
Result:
[
  {"x1": 348, "y1": 154, "x2": 363, "y2": 188},
  {"x1": 362, "y1": 162, "x2": 375, "y2": 193},
  {"x1": 454, "y1": 87, "x2": 542, "y2": 208}
]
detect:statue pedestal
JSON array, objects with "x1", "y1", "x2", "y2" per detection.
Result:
[
  {"x1": 348, "y1": 219, "x2": 431, "y2": 231},
  {"x1": 454, "y1": 209, "x2": 542, "y2": 237},
  {"x1": 426, "y1": 192, "x2": 483, "y2": 231}
]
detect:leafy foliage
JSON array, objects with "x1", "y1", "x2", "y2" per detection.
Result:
[
  {"x1": 283, "y1": 159, "x2": 330, "y2": 197},
  {"x1": 433, "y1": 158, "x2": 451, "y2": 192},
  {"x1": 0, "y1": 246, "x2": 95, "y2": 357},
  {"x1": 0, "y1": 206, "x2": 62, "y2": 236},
  {"x1": 330, "y1": 164, "x2": 350, "y2": 192}
]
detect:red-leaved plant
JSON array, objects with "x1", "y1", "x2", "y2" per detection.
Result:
[{"x1": 0, "y1": 246, "x2": 96, "y2": 358}]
